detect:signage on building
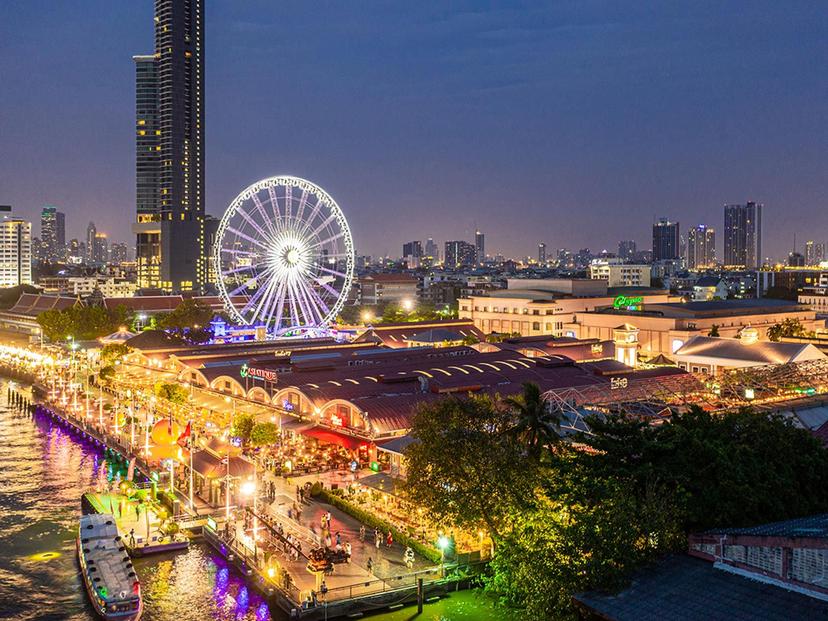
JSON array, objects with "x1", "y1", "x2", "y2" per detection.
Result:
[
  {"x1": 613, "y1": 295, "x2": 644, "y2": 310},
  {"x1": 239, "y1": 363, "x2": 278, "y2": 383},
  {"x1": 610, "y1": 377, "x2": 628, "y2": 390}
]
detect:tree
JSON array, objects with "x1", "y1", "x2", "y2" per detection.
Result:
[
  {"x1": 404, "y1": 395, "x2": 536, "y2": 544},
  {"x1": 230, "y1": 412, "x2": 256, "y2": 444},
  {"x1": 250, "y1": 422, "x2": 279, "y2": 447},
  {"x1": 36, "y1": 303, "x2": 133, "y2": 342},
  {"x1": 767, "y1": 317, "x2": 807, "y2": 342},
  {"x1": 504, "y1": 382, "x2": 561, "y2": 459},
  {"x1": 157, "y1": 299, "x2": 215, "y2": 343},
  {"x1": 707, "y1": 324, "x2": 720, "y2": 337},
  {"x1": 100, "y1": 343, "x2": 131, "y2": 366},
  {"x1": 153, "y1": 381, "x2": 188, "y2": 405}
]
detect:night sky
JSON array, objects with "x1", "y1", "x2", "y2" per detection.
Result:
[{"x1": 1, "y1": 1, "x2": 827, "y2": 260}]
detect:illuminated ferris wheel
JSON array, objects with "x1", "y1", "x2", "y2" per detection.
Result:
[{"x1": 214, "y1": 176, "x2": 355, "y2": 336}]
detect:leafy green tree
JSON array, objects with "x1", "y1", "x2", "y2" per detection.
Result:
[
  {"x1": 157, "y1": 299, "x2": 215, "y2": 343},
  {"x1": 504, "y1": 382, "x2": 561, "y2": 460},
  {"x1": 767, "y1": 317, "x2": 807, "y2": 342},
  {"x1": 230, "y1": 412, "x2": 256, "y2": 444},
  {"x1": 250, "y1": 422, "x2": 279, "y2": 447},
  {"x1": 100, "y1": 343, "x2": 131, "y2": 366},
  {"x1": 153, "y1": 381, "x2": 189, "y2": 405},
  {"x1": 37, "y1": 303, "x2": 133, "y2": 342},
  {"x1": 404, "y1": 395, "x2": 536, "y2": 544}
]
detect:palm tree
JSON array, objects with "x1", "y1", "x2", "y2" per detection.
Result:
[{"x1": 504, "y1": 382, "x2": 561, "y2": 459}]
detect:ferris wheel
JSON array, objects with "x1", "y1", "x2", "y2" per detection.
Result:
[{"x1": 214, "y1": 176, "x2": 355, "y2": 336}]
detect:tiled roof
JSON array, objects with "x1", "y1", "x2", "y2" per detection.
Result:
[
  {"x1": 674, "y1": 336, "x2": 825, "y2": 365},
  {"x1": 574, "y1": 554, "x2": 828, "y2": 621},
  {"x1": 708, "y1": 514, "x2": 828, "y2": 539},
  {"x1": 5, "y1": 293, "x2": 79, "y2": 316}
]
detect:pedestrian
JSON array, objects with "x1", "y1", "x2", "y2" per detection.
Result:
[
  {"x1": 344, "y1": 541, "x2": 351, "y2": 562},
  {"x1": 404, "y1": 546, "x2": 414, "y2": 569},
  {"x1": 335, "y1": 531, "x2": 341, "y2": 547},
  {"x1": 375, "y1": 532, "x2": 381, "y2": 551},
  {"x1": 299, "y1": 487, "x2": 305, "y2": 503},
  {"x1": 366, "y1": 556, "x2": 373, "y2": 573},
  {"x1": 325, "y1": 511, "x2": 331, "y2": 529},
  {"x1": 386, "y1": 531, "x2": 393, "y2": 548},
  {"x1": 295, "y1": 485, "x2": 300, "y2": 502},
  {"x1": 359, "y1": 525, "x2": 365, "y2": 542},
  {"x1": 129, "y1": 528, "x2": 136, "y2": 548}
]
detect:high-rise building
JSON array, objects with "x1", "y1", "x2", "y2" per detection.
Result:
[
  {"x1": 444, "y1": 240, "x2": 476, "y2": 269},
  {"x1": 86, "y1": 222, "x2": 97, "y2": 263},
  {"x1": 652, "y1": 218, "x2": 680, "y2": 261},
  {"x1": 686, "y1": 224, "x2": 716, "y2": 270},
  {"x1": 475, "y1": 230, "x2": 485, "y2": 264},
  {"x1": 93, "y1": 233, "x2": 109, "y2": 264},
  {"x1": 133, "y1": 0, "x2": 206, "y2": 292},
  {"x1": 402, "y1": 240, "x2": 423, "y2": 268},
  {"x1": 723, "y1": 202, "x2": 763, "y2": 269},
  {"x1": 0, "y1": 207, "x2": 32, "y2": 287},
  {"x1": 788, "y1": 252, "x2": 805, "y2": 267},
  {"x1": 40, "y1": 206, "x2": 65, "y2": 262},
  {"x1": 424, "y1": 238, "x2": 438, "y2": 262},
  {"x1": 618, "y1": 240, "x2": 636, "y2": 261},
  {"x1": 804, "y1": 241, "x2": 826, "y2": 266},
  {"x1": 110, "y1": 242, "x2": 129, "y2": 265},
  {"x1": 538, "y1": 243, "x2": 547, "y2": 264}
]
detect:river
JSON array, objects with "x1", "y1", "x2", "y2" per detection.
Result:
[{"x1": 0, "y1": 383, "x2": 510, "y2": 621}]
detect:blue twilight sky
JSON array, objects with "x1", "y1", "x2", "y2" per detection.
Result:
[{"x1": 1, "y1": 1, "x2": 827, "y2": 260}]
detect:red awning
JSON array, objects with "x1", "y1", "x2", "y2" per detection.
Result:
[{"x1": 301, "y1": 426, "x2": 368, "y2": 451}]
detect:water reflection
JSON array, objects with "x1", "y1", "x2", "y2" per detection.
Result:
[{"x1": 0, "y1": 386, "x2": 274, "y2": 621}]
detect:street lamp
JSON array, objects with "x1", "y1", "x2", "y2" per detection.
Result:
[
  {"x1": 361, "y1": 310, "x2": 374, "y2": 325},
  {"x1": 437, "y1": 535, "x2": 449, "y2": 576},
  {"x1": 401, "y1": 299, "x2": 414, "y2": 313}
]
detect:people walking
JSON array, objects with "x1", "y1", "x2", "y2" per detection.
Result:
[
  {"x1": 385, "y1": 531, "x2": 393, "y2": 548},
  {"x1": 359, "y1": 525, "x2": 365, "y2": 542},
  {"x1": 375, "y1": 530, "x2": 381, "y2": 550},
  {"x1": 404, "y1": 546, "x2": 414, "y2": 569},
  {"x1": 367, "y1": 557, "x2": 373, "y2": 574}
]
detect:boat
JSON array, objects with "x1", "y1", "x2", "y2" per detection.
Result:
[{"x1": 77, "y1": 513, "x2": 142, "y2": 620}]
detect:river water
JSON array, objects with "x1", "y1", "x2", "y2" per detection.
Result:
[{"x1": 0, "y1": 384, "x2": 508, "y2": 621}]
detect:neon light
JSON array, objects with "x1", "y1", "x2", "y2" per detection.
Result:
[
  {"x1": 613, "y1": 295, "x2": 644, "y2": 310},
  {"x1": 239, "y1": 363, "x2": 277, "y2": 382}
]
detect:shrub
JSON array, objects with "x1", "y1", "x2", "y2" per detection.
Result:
[{"x1": 316, "y1": 488, "x2": 442, "y2": 564}]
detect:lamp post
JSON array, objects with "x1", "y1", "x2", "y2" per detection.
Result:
[{"x1": 437, "y1": 535, "x2": 449, "y2": 577}]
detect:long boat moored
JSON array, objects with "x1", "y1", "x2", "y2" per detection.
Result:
[{"x1": 77, "y1": 513, "x2": 142, "y2": 620}]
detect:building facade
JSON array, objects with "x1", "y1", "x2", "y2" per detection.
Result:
[
  {"x1": 40, "y1": 206, "x2": 65, "y2": 262},
  {"x1": 686, "y1": 224, "x2": 716, "y2": 270},
  {"x1": 133, "y1": 0, "x2": 206, "y2": 292},
  {"x1": 723, "y1": 201, "x2": 763, "y2": 268},
  {"x1": 0, "y1": 213, "x2": 32, "y2": 287},
  {"x1": 652, "y1": 218, "x2": 680, "y2": 261},
  {"x1": 475, "y1": 230, "x2": 485, "y2": 264},
  {"x1": 588, "y1": 259, "x2": 651, "y2": 287},
  {"x1": 445, "y1": 240, "x2": 476, "y2": 268}
]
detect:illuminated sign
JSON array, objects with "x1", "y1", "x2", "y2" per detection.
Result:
[
  {"x1": 610, "y1": 377, "x2": 628, "y2": 390},
  {"x1": 613, "y1": 295, "x2": 644, "y2": 310},
  {"x1": 330, "y1": 414, "x2": 343, "y2": 427},
  {"x1": 239, "y1": 363, "x2": 278, "y2": 383},
  {"x1": 207, "y1": 516, "x2": 217, "y2": 531}
]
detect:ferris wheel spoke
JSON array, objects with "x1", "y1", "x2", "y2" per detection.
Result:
[
  {"x1": 237, "y1": 200, "x2": 272, "y2": 241},
  {"x1": 298, "y1": 200, "x2": 324, "y2": 238},
  {"x1": 260, "y1": 277, "x2": 287, "y2": 329},
  {"x1": 301, "y1": 278, "x2": 332, "y2": 318},
  {"x1": 316, "y1": 279, "x2": 341, "y2": 299},
  {"x1": 250, "y1": 193, "x2": 278, "y2": 237},
  {"x1": 286, "y1": 280, "x2": 301, "y2": 328},
  {"x1": 318, "y1": 265, "x2": 349, "y2": 279},
  {"x1": 296, "y1": 276, "x2": 326, "y2": 324},
  {"x1": 248, "y1": 271, "x2": 281, "y2": 322},
  {"x1": 285, "y1": 185, "x2": 293, "y2": 223},
  {"x1": 308, "y1": 230, "x2": 344, "y2": 250},
  {"x1": 307, "y1": 213, "x2": 338, "y2": 240},
  {"x1": 266, "y1": 185, "x2": 284, "y2": 233},
  {"x1": 295, "y1": 189, "x2": 309, "y2": 224},
  {"x1": 222, "y1": 264, "x2": 256, "y2": 278},
  {"x1": 287, "y1": 278, "x2": 312, "y2": 326},
  {"x1": 227, "y1": 226, "x2": 269, "y2": 251},
  {"x1": 252, "y1": 273, "x2": 283, "y2": 326},
  {"x1": 221, "y1": 248, "x2": 258, "y2": 256}
]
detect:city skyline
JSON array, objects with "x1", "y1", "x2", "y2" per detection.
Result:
[{"x1": 2, "y1": 2, "x2": 828, "y2": 260}]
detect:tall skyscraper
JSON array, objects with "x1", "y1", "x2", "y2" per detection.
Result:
[
  {"x1": 40, "y1": 206, "x2": 65, "y2": 262},
  {"x1": 86, "y1": 221, "x2": 97, "y2": 263},
  {"x1": 723, "y1": 202, "x2": 763, "y2": 268},
  {"x1": 538, "y1": 242, "x2": 547, "y2": 264},
  {"x1": 402, "y1": 240, "x2": 423, "y2": 268},
  {"x1": 424, "y1": 238, "x2": 438, "y2": 262},
  {"x1": 618, "y1": 240, "x2": 636, "y2": 261},
  {"x1": 110, "y1": 243, "x2": 129, "y2": 265},
  {"x1": 475, "y1": 230, "x2": 485, "y2": 264},
  {"x1": 0, "y1": 207, "x2": 32, "y2": 287},
  {"x1": 686, "y1": 224, "x2": 716, "y2": 270},
  {"x1": 133, "y1": 0, "x2": 206, "y2": 292},
  {"x1": 652, "y1": 218, "x2": 680, "y2": 261},
  {"x1": 445, "y1": 240, "x2": 476, "y2": 269},
  {"x1": 93, "y1": 233, "x2": 109, "y2": 264},
  {"x1": 805, "y1": 240, "x2": 826, "y2": 266}
]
